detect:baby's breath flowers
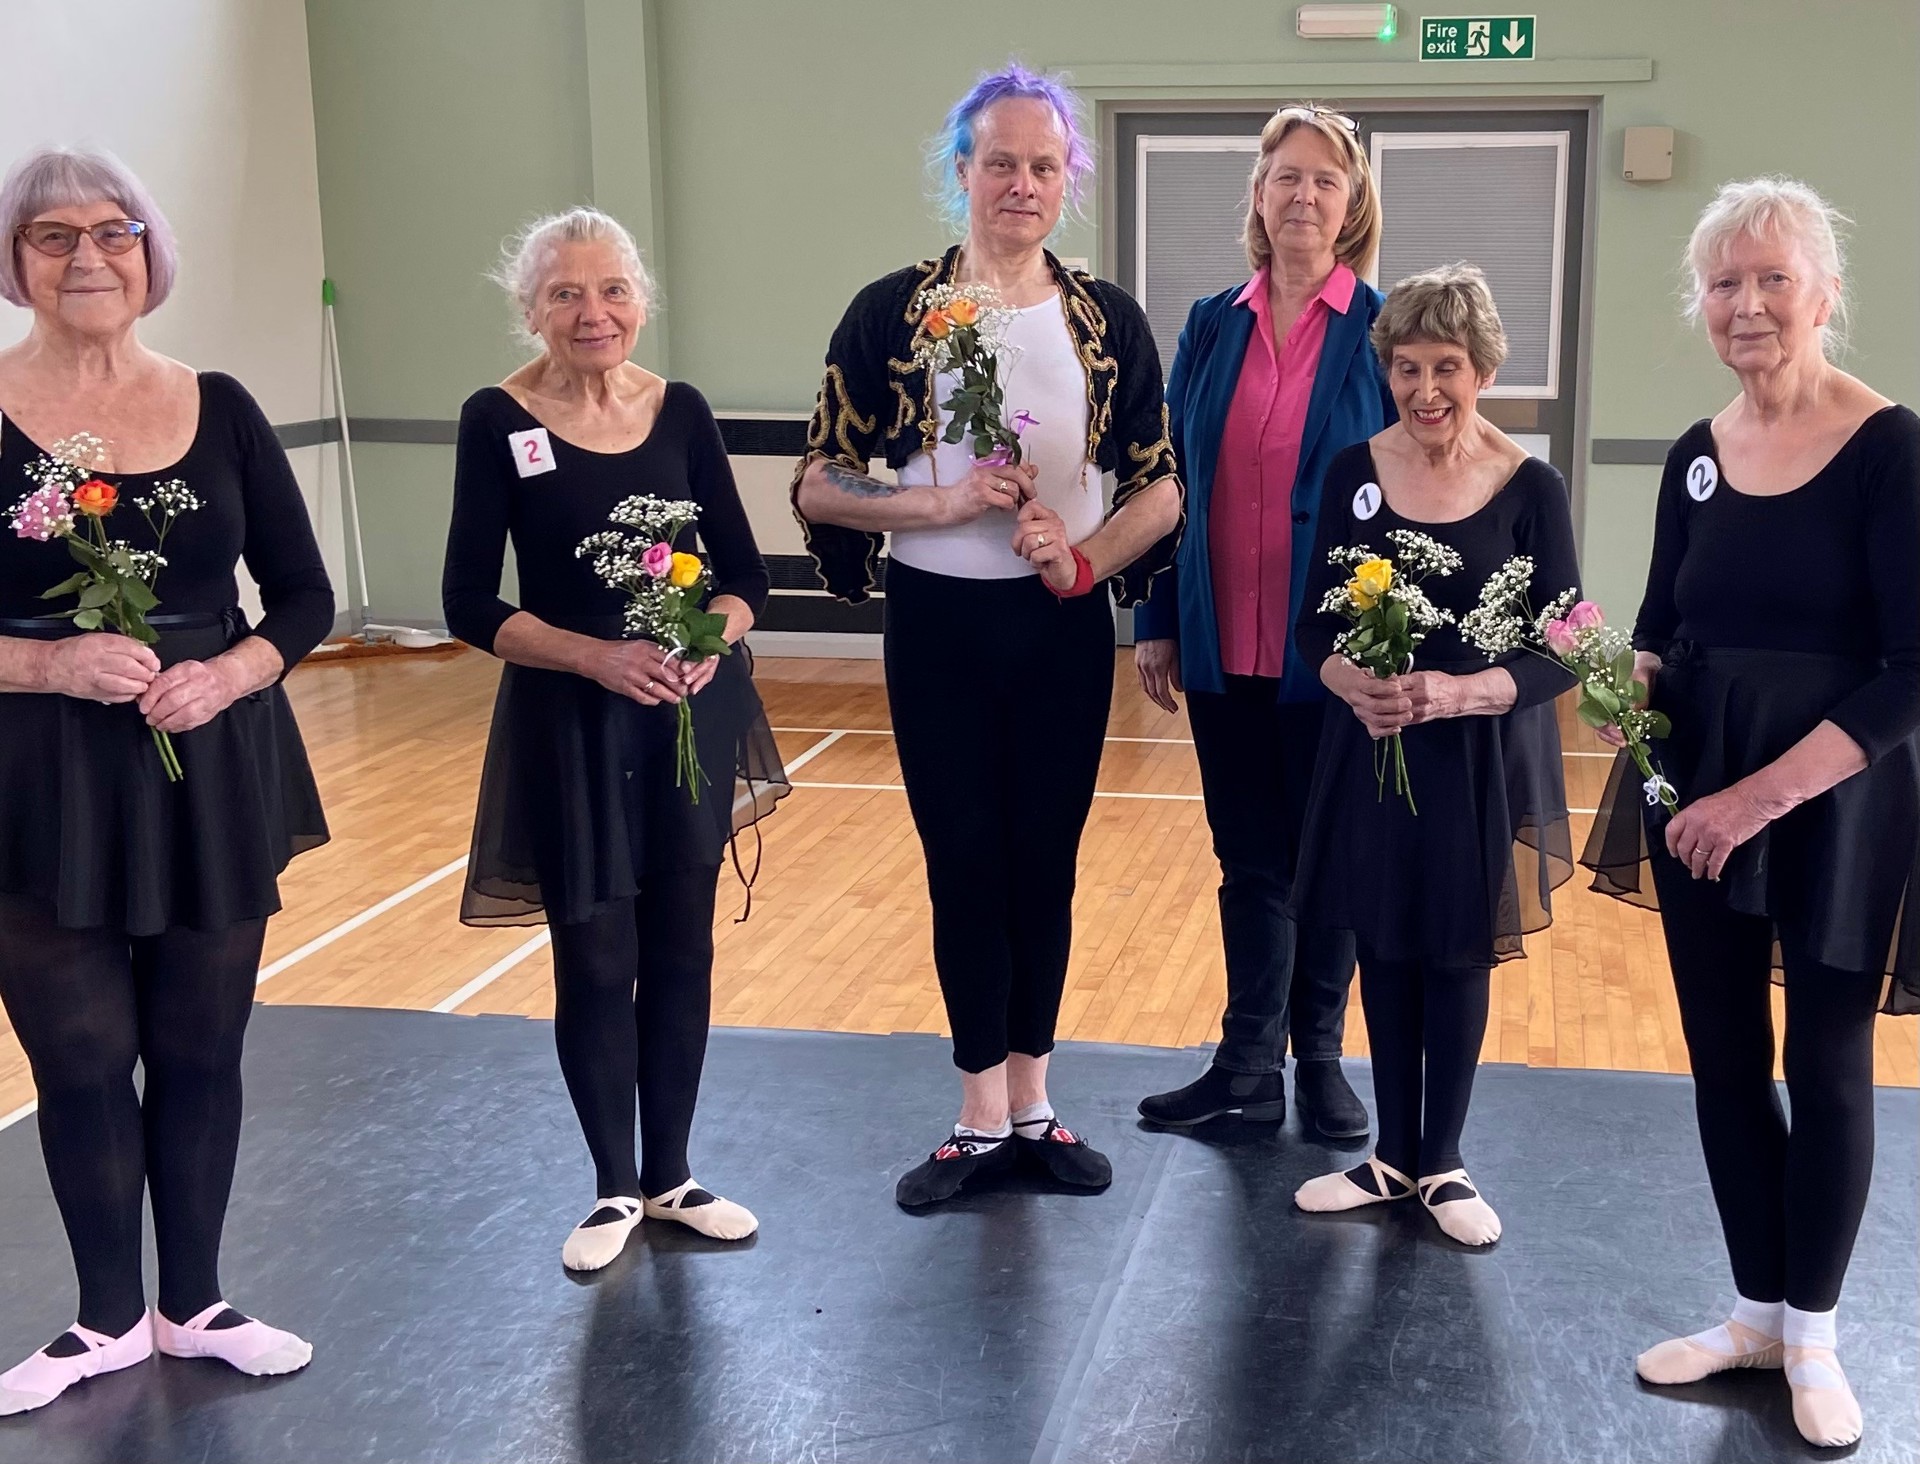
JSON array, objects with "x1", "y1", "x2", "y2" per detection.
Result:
[
  {"x1": 575, "y1": 496, "x2": 731, "y2": 802},
  {"x1": 1462, "y1": 557, "x2": 1676, "y2": 812},
  {"x1": 1319, "y1": 529, "x2": 1462, "y2": 814},
  {"x1": 910, "y1": 282, "x2": 1035, "y2": 467},
  {"x1": 7, "y1": 434, "x2": 200, "y2": 782}
]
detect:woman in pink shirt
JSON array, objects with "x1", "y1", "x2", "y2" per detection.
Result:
[{"x1": 1135, "y1": 105, "x2": 1393, "y2": 1137}]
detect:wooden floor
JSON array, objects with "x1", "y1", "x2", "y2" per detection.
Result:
[{"x1": 0, "y1": 646, "x2": 1913, "y2": 1117}]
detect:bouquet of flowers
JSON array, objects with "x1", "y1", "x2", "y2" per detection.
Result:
[
  {"x1": 910, "y1": 282, "x2": 1036, "y2": 466},
  {"x1": 1317, "y1": 529, "x2": 1462, "y2": 813},
  {"x1": 9, "y1": 432, "x2": 201, "y2": 782},
  {"x1": 576, "y1": 495, "x2": 731, "y2": 803},
  {"x1": 1460, "y1": 559, "x2": 1677, "y2": 812}
]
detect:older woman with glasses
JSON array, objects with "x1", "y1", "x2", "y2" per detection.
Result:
[
  {"x1": 0, "y1": 146, "x2": 330, "y2": 1414},
  {"x1": 1134, "y1": 103, "x2": 1389, "y2": 1142},
  {"x1": 793, "y1": 63, "x2": 1181, "y2": 1209}
]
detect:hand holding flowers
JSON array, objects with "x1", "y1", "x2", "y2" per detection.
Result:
[
  {"x1": 577, "y1": 495, "x2": 732, "y2": 803},
  {"x1": 8, "y1": 432, "x2": 202, "y2": 781},
  {"x1": 913, "y1": 283, "x2": 1038, "y2": 470},
  {"x1": 1317, "y1": 529, "x2": 1462, "y2": 812},
  {"x1": 1460, "y1": 561, "x2": 1677, "y2": 812}
]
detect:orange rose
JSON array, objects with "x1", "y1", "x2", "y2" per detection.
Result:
[
  {"x1": 947, "y1": 296, "x2": 979, "y2": 327},
  {"x1": 924, "y1": 310, "x2": 953, "y2": 339},
  {"x1": 72, "y1": 479, "x2": 118, "y2": 517}
]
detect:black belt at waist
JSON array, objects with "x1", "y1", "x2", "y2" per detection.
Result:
[{"x1": 0, "y1": 609, "x2": 245, "y2": 640}]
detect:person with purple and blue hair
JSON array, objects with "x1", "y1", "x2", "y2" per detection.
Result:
[{"x1": 793, "y1": 63, "x2": 1183, "y2": 1210}]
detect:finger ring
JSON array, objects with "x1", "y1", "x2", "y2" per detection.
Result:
[
  {"x1": 645, "y1": 679, "x2": 656, "y2": 692},
  {"x1": 1036, "y1": 535, "x2": 1049, "y2": 548}
]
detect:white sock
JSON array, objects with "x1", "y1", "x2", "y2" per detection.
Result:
[
  {"x1": 955, "y1": 1119, "x2": 1012, "y2": 1147},
  {"x1": 1783, "y1": 1304, "x2": 1844, "y2": 1386},
  {"x1": 1690, "y1": 1293, "x2": 1784, "y2": 1353},
  {"x1": 1010, "y1": 1102, "x2": 1054, "y2": 1137}
]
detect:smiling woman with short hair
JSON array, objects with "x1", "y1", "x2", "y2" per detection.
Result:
[
  {"x1": 1583, "y1": 178, "x2": 1919, "y2": 1449},
  {"x1": 0, "y1": 144, "x2": 331, "y2": 1413},
  {"x1": 1286, "y1": 262, "x2": 1581, "y2": 1249}
]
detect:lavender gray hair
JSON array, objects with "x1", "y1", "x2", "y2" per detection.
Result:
[
  {"x1": 0, "y1": 146, "x2": 178, "y2": 313},
  {"x1": 489, "y1": 206, "x2": 655, "y2": 347}
]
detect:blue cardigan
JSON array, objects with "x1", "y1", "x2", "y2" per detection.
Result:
[{"x1": 1133, "y1": 278, "x2": 1396, "y2": 702}]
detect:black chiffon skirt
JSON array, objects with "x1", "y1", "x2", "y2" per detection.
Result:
[
  {"x1": 1290, "y1": 664, "x2": 1574, "y2": 967},
  {"x1": 459, "y1": 620, "x2": 791, "y2": 927},
  {"x1": 0, "y1": 611, "x2": 328, "y2": 935},
  {"x1": 1581, "y1": 642, "x2": 1920, "y2": 1014}
]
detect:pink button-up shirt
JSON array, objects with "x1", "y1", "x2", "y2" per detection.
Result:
[{"x1": 1210, "y1": 262, "x2": 1358, "y2": 678}]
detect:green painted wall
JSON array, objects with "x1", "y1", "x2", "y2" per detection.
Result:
[{"x1": 307, "y1": 0, "x2": 1920, "y2": 623}]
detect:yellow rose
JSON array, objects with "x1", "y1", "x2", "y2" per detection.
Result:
[
  {"x1": 947, "y1": 296, "x2": 980, "y2": 327},
  {"x1": 668, "y1": 551, "x2": 703, "y2": 588},
  {"x1": 1347, "y1": 557, "x2": 1393, "y2": 610}
]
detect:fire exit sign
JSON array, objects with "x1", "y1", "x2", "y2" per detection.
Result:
[{"x1": 1420, "y1": 15, "x2": 1536, "y2": 59}]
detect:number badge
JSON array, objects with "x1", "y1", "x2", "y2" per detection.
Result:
[
  {"x1": 508, "y1": 427, "x2": 557, "y2": 479},
  {"x1": 1685, "y1": 455, "x2": 1718, "y2": 502},
  {"x1": 1352, "y1": 481, "x2": 1383, "y2": 520}
]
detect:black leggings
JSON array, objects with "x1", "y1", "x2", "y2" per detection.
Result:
[
  {"x1": 546, "y1": 867, "x2": 718, "y2": 1199},
  {"x1": 0, "y1": 893, "x2": 264, "y2": 1336},
  {"x1": 884, "y1": 561, "x2": 1114, "y2": 1074},
  {"x1": 1653, "y1": 857, "x2": 1881, "y2": 1312},
  {"x1": 1356, "y1": 948, "x2": 1491, "y2": 1178}
]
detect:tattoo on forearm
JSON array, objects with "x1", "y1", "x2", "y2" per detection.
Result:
[{"x1": 822, "y1": 461, "x2": 906, "y2": 499}]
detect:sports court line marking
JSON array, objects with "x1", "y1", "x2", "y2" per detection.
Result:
[
  {"x1": 789, "y1": 780, "x2": 1602, "y2": 816},
  {"x1": 779, "y1": 729, "x2": 848, "y2": 776},
  {"x1": 777, "y1": 726, "x2": 1615, "y2": 756},
  {"x1": 774, "y1": 726, "x2": 1197, "y2": 746},
  {"x1": 0, "y1": 1101, "x2": 37, "y2": 1135},
  {"x1": 431, "y1": 931, "x2": 552, "y2": 1013},
  {"x1": 255, "y1": 855, "x2": 469, "y2": 987}
]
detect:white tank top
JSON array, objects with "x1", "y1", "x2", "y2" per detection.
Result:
[{"x1": 888, "y1": 293, "x2": 1104, "y2": 579}]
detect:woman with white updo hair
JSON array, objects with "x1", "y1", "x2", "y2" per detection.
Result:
[
  {"x1": 442, "y1": 206, "x2": 787, "y2": 1271},
  {"x1": 1583, "y1": 179, "x2": 1918, "y2": 1448}
]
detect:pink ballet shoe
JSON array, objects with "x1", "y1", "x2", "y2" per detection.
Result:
[
  {"x1": 154, "y1": 1303, "x2": 312, "y2": 1377},
  {"x1": 0, "y1": 1314, "x2": 153, "y2": 1415},
  {"x1": 1636, "y1": 1319, "x2": 1783, "y2": 1385},
  {"x1": 1785, "y1": 1345, "x2": 1864, "y2": 1448}
]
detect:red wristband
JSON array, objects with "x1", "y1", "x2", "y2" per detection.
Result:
[{"x1": 1046, "y1": 547, "x2": 1095, "y2": 600}]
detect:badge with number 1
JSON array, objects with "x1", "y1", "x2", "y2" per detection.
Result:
[{"x1": 508, "y1": 427, "x2": 557, "y2": 478}]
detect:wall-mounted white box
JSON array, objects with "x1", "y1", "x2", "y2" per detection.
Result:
[{"x1": 1623, "y1": 126, "x2": 1673, "y2": 182}]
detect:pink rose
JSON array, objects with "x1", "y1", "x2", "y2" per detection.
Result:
[
  {"x1": 10, "y1": 484, "x2": 73, "y2": 542},
  {"x1": 1566, "y1": 600, "x2": 1604, "y2": 632},
  {"x1": 1543, "y1": 618, "x2": 1578, "y2": 657},
  {"x1": 641, "y1": 541, "x2": 673, "y2": 579}
]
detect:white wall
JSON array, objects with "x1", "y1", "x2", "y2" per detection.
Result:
[{"x1": 0, "y1": 0, "x2": 346, "y2": 624}]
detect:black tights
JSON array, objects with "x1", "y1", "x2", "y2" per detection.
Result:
[
  {"x1": 1357, "y1": 950, "x2": 1491, "y2": 1179},
  {"x1": 0, "y1": 893, "x2": 264, "y2": 1337},
  {"x1": 546, "y1": 868, "x2": 718, "y2": 1200},
  {"x1": 1654, "y1": 859, "x2": 1881, "y2": 1312}
]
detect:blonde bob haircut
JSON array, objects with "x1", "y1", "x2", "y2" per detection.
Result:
[
  {"x1": 1372, "y1": 262, "x2": 1508, "y2": 379},
  {"x1": 1243, "y1": 104, "x2": 1381, "y2": 277},
  {"x1": 1684, "y1": 176, "x2": 1850, "y2": 360}
]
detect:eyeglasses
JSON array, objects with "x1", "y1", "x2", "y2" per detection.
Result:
[
  {"x1": 13, "y1": 219, "x2": 149, "y2": 258},
  {"x1": 1278, "y1": 104, "x2": 1359, "y2": 133}
]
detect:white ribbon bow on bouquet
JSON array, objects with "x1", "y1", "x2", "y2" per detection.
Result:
[{"x1": 1643, "y1": 774, "x2": 1677, "y2": 808}]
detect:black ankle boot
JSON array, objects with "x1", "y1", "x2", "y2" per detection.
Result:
[
  {"x1": 1292, "y1": 1058, "x2": 1370, "y2": 1139},
  {"x1": 1138, "y1": 1064, "x2": 1284, "y2": 1127}
]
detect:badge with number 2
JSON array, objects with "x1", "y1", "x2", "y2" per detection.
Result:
[
  {"x1": 1685, "y1": 455, "x2": 1717, "y2": 502},
  {"x1": 508, "y1": 427, "x2": 557, "y2": 479},
  {"x1": 1352, "y1": 481, "x2": 1382, "y2": 521}
]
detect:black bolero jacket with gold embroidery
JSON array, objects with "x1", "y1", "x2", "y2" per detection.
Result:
[{"x1": 791, "y1": 245, "x2": 1182, "y2": 607}]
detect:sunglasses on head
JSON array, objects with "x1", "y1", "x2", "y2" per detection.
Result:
[
  {"x1": 1280, "y1": 104, "x2": 1359, "y2": 133},
  {"x1": 14, "y1": 218, "x2": 148, "y2": 258}
]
